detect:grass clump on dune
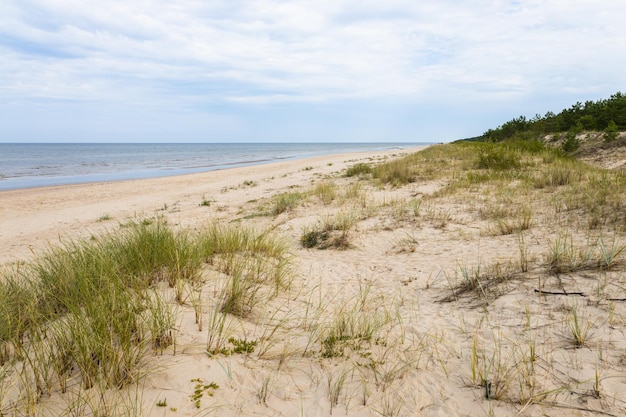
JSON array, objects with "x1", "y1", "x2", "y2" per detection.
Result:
[
  {"x1": 271, "y1": 191, "x2": 305, "y2": 215},
  {"x1": 345, "y1": 162, "x2": 372, "y2": 178},
  {"x1": 371, "y1": 140, "x2": 626, "y2": 232},
  {"x1": 301, "y1": 211, "x2": 359, "y2": 250},
  {"x1": 0, "y1": 218, "x2": 201, "y2": 399},
  {"x1": 370, "y1": 143, "x2": 478, "y2": 186},
  {"x1": 202, "y1": 223, "x2": 292, "y2": 319},
  {"x1": 311, "y1": 180, "x2": 338, "y2": 205},
  {"x1": 476, "y1": 144, "x2": 523, "y2": 170},
  {"x1": 0, "y1": 217, "x2": 292, "y2": 414}
]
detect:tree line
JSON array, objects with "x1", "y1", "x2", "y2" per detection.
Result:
[{"x1": 481, "y1": 92, "x2": 625, "y2": 143}]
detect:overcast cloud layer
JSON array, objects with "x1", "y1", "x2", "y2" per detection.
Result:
[{"x1": 1, "y1": 0, "x2": 624, "y2": 142}]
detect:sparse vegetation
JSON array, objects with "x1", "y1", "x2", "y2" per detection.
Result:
[
  {"x1": 190, "y1": 378, "x2": 219, "y2": 409},
  {"x1": 301, "y1": 210, "x2": 358, "y2": 250},
  {"x1": 0, "y1": 217, "x2": 291, "y2": 414},
  {"x1": 345, "y1": 162, "x2": 372, "y2": 177},
  {"x1": 568, "y1": 303, "x2": 591, "y2": 348},
  {"x1": 200, "y1": 194, "x2": 213, "y2": 206},
  {"x1": 477, "y1": 143, "x2": 523, "y2": 170},
  {"x1": 3, "y1": 125, "x2": 626, "y2": 416},
  {"x1": 312, "y1": 180, "x2": 337, "y2": 205},
  {"x1": 271, "y1": 191, "x2": 304, "y2": 215},
  {"x1": 96, "y1": 213, "x2": 111, "y2": 222}
]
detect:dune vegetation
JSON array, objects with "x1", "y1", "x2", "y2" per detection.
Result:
[{"x1": 2, "y1": 138, "x2": 626, "y2": 416}]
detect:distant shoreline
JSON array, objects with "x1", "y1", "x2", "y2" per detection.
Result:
[{"x1": 0, "y1": 142, "x2": 430, "y2": 192}]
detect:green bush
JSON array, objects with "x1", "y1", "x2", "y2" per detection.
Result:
[
  {"x1": 604, "y1": 120, "x2": 618, "y2": 142},
  {"x1": 562, "y1": 123, "x2": 582, "y2": 153},
  {"x1": 562, "y1": 134, "x2": 580, "y2": 153}
]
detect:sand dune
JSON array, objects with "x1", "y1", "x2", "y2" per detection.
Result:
[{"x1": 2, "y1": 144, "x2": 625, "y2": 417}]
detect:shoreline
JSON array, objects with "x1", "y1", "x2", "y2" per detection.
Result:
[
  {"x1": 0, "y1": 142, "x2": 426, "y2": 192},
  {"x1": 0, "y1": 145, "x2": 426, "y2": 264}
]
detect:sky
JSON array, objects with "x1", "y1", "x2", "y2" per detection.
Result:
[{"x1": 1, "y1": 1, "x2": 625, "y2": 143}]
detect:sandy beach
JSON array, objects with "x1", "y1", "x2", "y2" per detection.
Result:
[
  {"x1": 0, "y1": 147, "x2": 425, "y2": 264},
  {"x1": 1, "y1": 143, "x2": 625, "y2": 417}
]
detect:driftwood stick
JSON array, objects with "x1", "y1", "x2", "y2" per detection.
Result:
[{"x1": 534, "y1": 289, "x2": 585, "y2": 296}]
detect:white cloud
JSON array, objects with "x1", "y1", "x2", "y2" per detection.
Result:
[{"x1": 1, "y1": 0, "x2": 625, "y2": 141}]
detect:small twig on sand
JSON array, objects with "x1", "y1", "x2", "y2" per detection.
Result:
[{"x1": 534, "y1": 289, "x2": 585, "y2": 296}]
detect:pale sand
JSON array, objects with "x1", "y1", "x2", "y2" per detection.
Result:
[
  {"x1": 0, "y1": 147, "x2": 424, "y2": 264},
  {"x1": 2, "y1": 144, "x2": 625, "y2": 417}
]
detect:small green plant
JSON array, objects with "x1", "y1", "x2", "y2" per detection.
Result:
[
  {"x1": 412, "y1": 198, "x2": 422, "y2": 217},
  {"x1": 219, "y1": 263, "x2": 263, "y2": 317},
  {"x1": 456, "y1": 263, "x2": 484, "y2": 298},
  {"x1": 206, "y1": 307, "x2": 231, "y2": 354},
  {"x1": 547, "y1": 233, "x2": 578, "y2": 274},
  {"x1": 271, "y1": 191, "x2": 303, "y2": 215},
  {"x1": 593, "y1": 348, "x2": 602, "y2": 398},
  {"x1": 469, "y1": 330, "x2": 518, "y2": 401},
  {"x1": 568, "y1": 303, "x2": 591, "y2": 348},
  {"x1": 547, "y1": 234, "x2": 625, "y2": 274},
  {"x1": 317, "y1": 287, "x2": 390, "y2": 358},
  {"x1": 200, "y1": 195, "x2": 212, "y2": 207},
  {"x1": 220, "y1": 337, "x2": 258, "y2": 355},
  {"x1": 533, "y1": 162, "x2": 574, "y2": 188},
  {"x1": 146, "y1": 290, "x2": 176, "y2": 354},
  {"x1": 441, "y1": 261, "x2": 515, "y2": 303},
  {"x1": 190, "y1": 378, "x2": 219, "y2": 409},
  {"x1": 156, "y1": 398, "x2": 167, "y2": 407},
  {"x1": 597, "y1": 236, "x2": 626, "y2": 270},
  {"x1": 300, "y1": 227, "x2": 328, "y2": 249},
  {"x1": 518, "y1": 233, "x2": 529, "y2": 273},
  {"x1": 96, "y1": 214, "x2": 111, "y2": 222},
  {"x1": 326, "y1": 368, "x2": 349, "y2": 414},
  {"x1": 300, "y1": 211, "x2": 357, "y2": 250},
  {"x1": 312, "y1": 181, "x2": 337, "y2": 205},
  {"x1": 488, "y1": 211, "x2": 532, "y2": 236},
  {"x1": 256, "y1": 374, "x2": 272, "y2": 405},
  {"x1": 561, "y1": 136, "x2": 580, "y2": 153}
]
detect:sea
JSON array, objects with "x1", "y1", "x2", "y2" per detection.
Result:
[{"x1": 0, "y1": 142, "x2": 427, "y2": 191}]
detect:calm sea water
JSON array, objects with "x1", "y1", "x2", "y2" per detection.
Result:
[{"x1": 0, "y1": 143, "x2": 425, "y2": 191}]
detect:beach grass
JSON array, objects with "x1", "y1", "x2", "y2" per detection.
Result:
[
  {"x1": 2, "y1": 140, "x2": 626, "y2": 416},
  {"x1": 0, "y1": 216, "x2": 291, "y2": 415}
]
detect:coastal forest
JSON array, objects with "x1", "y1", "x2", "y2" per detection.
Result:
[{"x1": 479, "y1": 91, "x2": 626, "y2": 143}]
